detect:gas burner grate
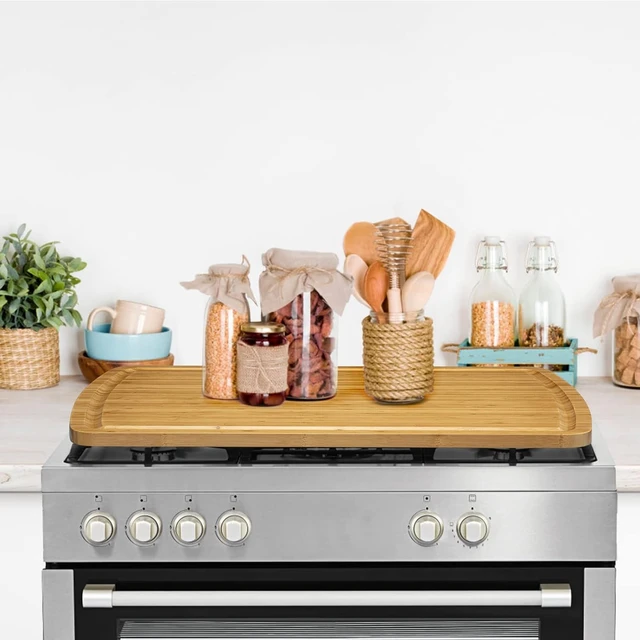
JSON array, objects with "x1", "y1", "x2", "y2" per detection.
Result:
[
  {"x1": 64, "y1": 444, "x2": 597, "y2": 467},
  {"x1": 130, "y1": 447, "x2": 177, "y2": 464},
  {"x1": 245, "y1": 447, "x2": 425, "y2": 464}
]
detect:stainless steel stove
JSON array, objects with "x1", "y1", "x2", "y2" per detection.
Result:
[{"x1": 42, "y1": 427, "x2": 617, "y2": 640}]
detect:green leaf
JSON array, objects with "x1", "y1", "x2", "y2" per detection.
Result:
[
  {"x1": 8, "y1": 298, "x2": 21, "y2": 314},
  {"x1": 34, "y1": 252, "x2": 46, "y2": 270},
  {"x1": 0, "y1": 297, "x2": 6, "y2": 312},
  {"x1": 33, "y1": 280, "x2": 48, "y2": 295},
  {"x1": 6, "y1": 264, "x2": 18, "y2": 280},
  {"x1": 70, "y1": 309, "x2": 82, "y2": 326},
  {"x1": 61, "y1": 309, "x2": 74, "y2": 326},
  {"x1": 0, "y1": 279, "x2": 5, "y2": 291},
  {"x1": 0, "y1": 264, "x2": 8, "y2": 279},
  {"x1": 64, "y1": 292, "x2": 77, "y2": 309},
  {"x1": 16, "y1": 223, "x2": 26, "y2": 238}
]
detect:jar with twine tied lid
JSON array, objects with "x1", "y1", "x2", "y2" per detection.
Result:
[
  {"x1": 181, "y1": 257, "x2": 256, "y2": 399},
  {"x1": 237, "y1": 322, "x2": 288, "y2": 407},
  {"x1": 594, "y1": 275, "x2": 640, "y2": 388},
  {"x1": 260, "y1": 248, "x2": 352, "y2": 400}
]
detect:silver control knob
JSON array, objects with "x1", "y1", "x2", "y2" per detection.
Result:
[
  {"x1": 408, "y1": 511, "x2": 444, "y2": 546},
  {"x1": 216, "y1": 511, "x2": 251, "y2": 546},
  {"x1": 126, "y1": 511, "x2": 161, "y2": 546},
  {"x1": 81, "y1": 511, "x2": 116, "y2": 546},
  {"x1": 457, "y1": 513, "x2": 489, "y2": 546},
  {"x1": 171, "y1": 511, "x2": 206, "y2": 546}
]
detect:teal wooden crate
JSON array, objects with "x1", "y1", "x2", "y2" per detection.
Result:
[{"x1": 442, "y1": 339, "x2": 596, "y2": 386}]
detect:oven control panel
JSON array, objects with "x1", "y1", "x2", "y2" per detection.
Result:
[{"x1": 43, "y1": 490, "x2": 616, "y2": 563}]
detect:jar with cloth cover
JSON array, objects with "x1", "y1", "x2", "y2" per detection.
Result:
[
  {"x1": 260, "y1": 248, "x2": 352, "y2": 400},
  {"x1": 181, "y1": 257, "x2": 256, "y2": 399},
  {"x1": 594, "y1": 275, "x2": 640, "y2": 388}
]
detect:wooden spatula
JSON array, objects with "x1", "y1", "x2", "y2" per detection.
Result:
[{"x1": 405, "y1": 209, "x2": 455, "y2": 279}]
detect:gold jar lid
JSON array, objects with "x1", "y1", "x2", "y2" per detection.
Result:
[{"x1": 241, "y1": 322, "x2": 286, "y2": 334}]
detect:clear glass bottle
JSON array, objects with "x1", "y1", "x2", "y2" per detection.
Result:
[
  {"x1": 518, "y1": 237, "x2": 566, "y2": 350},
  {"x1": 469, "y1": 237, "x2": 517, "y2": 347}
]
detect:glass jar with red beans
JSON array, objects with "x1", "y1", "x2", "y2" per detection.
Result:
[{"x1": 236, "y1": 322, "x2": 288, "y2": 407}]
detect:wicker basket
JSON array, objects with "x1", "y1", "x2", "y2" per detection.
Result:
[
  {"x1": 362, "y1": 314, "x2": 434, "y2": 404},
  {"x1": 0, "y1": 327, "x2": 60, "y2": 390}
]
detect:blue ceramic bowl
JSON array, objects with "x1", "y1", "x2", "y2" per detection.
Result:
[{"x1": 85, "y1": 324, "x2": 172, "y2": 361}]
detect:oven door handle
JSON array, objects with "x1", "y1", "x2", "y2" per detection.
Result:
[{"x1": 82, "y1": 584, "x2": 571, "y2": 609}]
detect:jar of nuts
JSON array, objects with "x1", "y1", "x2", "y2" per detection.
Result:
[
  {"x1": 518, "y1": 237, "x2": 566, "y2": 367},
  {"x1": 260, "y1": 249, "x2": 352, "y2": 400},
  {"x1": 181, "y1": 258, "x2": 256, "y2": 399},
  {"x1": 469, "y1": 237, "x2": 517, "y2": 347},
  {"x1": 594, "y1": 275, "x2": 640, "y2": 388}
]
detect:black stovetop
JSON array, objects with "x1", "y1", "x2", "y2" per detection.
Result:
[{"x1": 65, "y1": 444, "x2": 597, "y2": 467}]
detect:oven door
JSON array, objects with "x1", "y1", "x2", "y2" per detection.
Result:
[{"x1": 43, "y1": 563, "x2": 614, "y2": 640}]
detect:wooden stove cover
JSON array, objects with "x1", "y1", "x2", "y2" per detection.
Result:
[{"x1": 69, "y1": 366, "x2": 592, "y2": 448}]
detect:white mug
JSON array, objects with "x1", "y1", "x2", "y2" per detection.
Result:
[{"x1": 87, "y1": 300, "x2": 165, "y2": 335}]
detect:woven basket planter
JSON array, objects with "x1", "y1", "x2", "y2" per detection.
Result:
[
  {"x1": 362, "y1": 314, "x2": 434, "y2": 403},
  {"x1": 0, "y1": 327, "x2": 60, "y2": 390}
]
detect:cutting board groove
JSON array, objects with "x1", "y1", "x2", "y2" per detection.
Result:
[{"x1": 69, "y1": 366, "x2": 591, "y2": 448}]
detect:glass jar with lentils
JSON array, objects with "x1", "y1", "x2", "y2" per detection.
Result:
[
  {"x1": 181, "y1": 259, "x2": 256, "y2": 400},
  {"x1": 469, "y1": 237, "x2": 517, "y2": 347}
]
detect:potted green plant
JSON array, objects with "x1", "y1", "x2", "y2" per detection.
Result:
[{"x1": 0, "y1": 224, "x2": 86, "y2": 389}]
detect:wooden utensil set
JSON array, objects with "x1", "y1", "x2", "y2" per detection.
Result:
[{"x1": 343, "y1": 209, "x2": 455, "y2": 323}]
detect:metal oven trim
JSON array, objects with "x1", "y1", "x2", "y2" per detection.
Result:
[
  {"x1": 43, "y1": 569, "x2": 75, "y2": 640},
  {"x1": 583, "y1": 567, "x2": 615, "y2": 640}
]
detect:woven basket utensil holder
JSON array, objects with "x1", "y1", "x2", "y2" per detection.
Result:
[
  {"x1": 0, "y1": 327, "x2": 60, "y2": 390},
  {"x1": 362, "y1": 315, "x2": 434, "y2": 403}
]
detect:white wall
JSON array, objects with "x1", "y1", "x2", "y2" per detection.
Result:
[{"x1": 1, "y1": 1, "x2": 639, "y2": 376}]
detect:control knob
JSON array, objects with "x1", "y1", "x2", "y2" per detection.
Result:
[
  {"x1": 126, "y1": 511, "x2": 162, "y2": 546},
  {"x1": 457, "y1": 513, "x2": 489, "y2": 546},
  {"x1": 171, "y1": 511, "x2": 206, "y2": 546},
  {"x1": 216, "y1": 511, "x2": 251, "y2": 546},
  {"x1": 81, "y1": 511, "x2": 116, "y2": 546},
  {"x1": 408, "y1": 511, "x2": 444, "y2": 546}
]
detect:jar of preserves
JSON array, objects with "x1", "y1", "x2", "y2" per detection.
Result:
[
  {"x1": 236, "y1": 322, "x2": 288, "y2": 406},
  {"x1": 181, "y1": 259, "x2": 256, "y2": 399},
  {"x1": 259, "y1": 249, "x2": 352, "y2": 401},
  {"x1": 469, "y1": 237, "x2": 517, "y2": 347},
  {"x1": 518, "y1": 237, "x2": 566, "y2": 354}
]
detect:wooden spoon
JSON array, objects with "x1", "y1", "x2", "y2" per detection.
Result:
[
  {"x1": 343, "y1": 221, "x2": 378, "y2": 266},
  {"x1": 405, "y1": 209, "x2": 455, "y2": 279},
  {"x1": 402, "y1": 271, "x2": 435, "y2": 313},
  {"x1": 344, "y1": 254, "x2": 371, "y2": 309},
  {"x1": 363, "y1": 261, "x2": 388, "y2": 319}
]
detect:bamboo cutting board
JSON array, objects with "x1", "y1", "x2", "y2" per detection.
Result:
[{"x1": 69, "y1": 367, "x2": 591, "y2": 448}]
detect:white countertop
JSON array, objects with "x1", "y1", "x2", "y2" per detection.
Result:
[{"x1": 0, "y1": 375, "x2": 637, "y2": 492}]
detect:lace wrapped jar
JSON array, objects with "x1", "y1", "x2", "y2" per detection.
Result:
[
  {"x1": 260, "y1": 248, "x2": 352, "y2": 400},
  {"x1": 594, "y1": 275, "x2": 640, "y2": 388},
  {"x1": 181, "y1": 258, "x2": 256, "y2": 399}
]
